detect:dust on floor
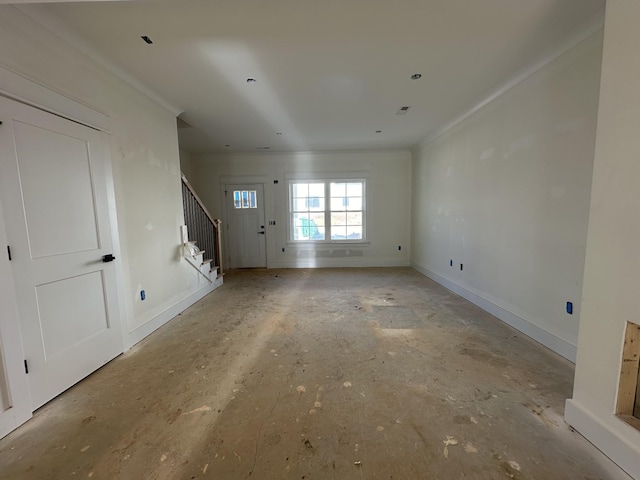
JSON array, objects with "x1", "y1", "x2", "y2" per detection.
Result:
[{"x1": 0, "y1": 268, "x2": 630, "y2": 480}]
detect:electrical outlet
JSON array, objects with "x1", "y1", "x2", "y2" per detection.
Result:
[
  {"x1": 398, "y1": 245, "x2": 402, "y2": 251},
  {"x1": 140, "y1": 290, "x2": 146, "y2": 301},
  {"x1": 460, "y1": 263, "x2": 463, "y2": 271},
  {"x1": 449, "y1": 259, "x2": 453, "y2": 267},
  {"x1": 566, "y1": 301, "x2": 573, "y2": 314}
]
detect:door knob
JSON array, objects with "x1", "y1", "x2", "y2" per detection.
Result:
[
  {"x1": 258, "y1": 231, "x2": 265, "y2": 235},
  {"x1": 102, "y1": 254, "x2": 116, "y2": 262}
]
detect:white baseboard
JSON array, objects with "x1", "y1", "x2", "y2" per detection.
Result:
[
  {"x1": 411, "y1": 262, "x2": 576, "y2": 362},
  {"x1": 565, "y1": 399, "x2": 639, "y2": 479},
  {"x1": 124, "y1": 277, "x2": 223, "y2": 350}
]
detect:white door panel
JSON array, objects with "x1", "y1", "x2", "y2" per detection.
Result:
[
  {"x1": 0, "y1": 96, "x2": 123, "y2": 412},
  {"x1": 13, "y1": 121, "x2": 101, "y2": 258},
  {"x1": 226, "y1": 184, "x2": 266, "y2": 268}
]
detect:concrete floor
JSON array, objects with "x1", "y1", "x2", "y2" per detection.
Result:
[{"x1": 0, "y1": 268, "x2": 631, "y2": 480}]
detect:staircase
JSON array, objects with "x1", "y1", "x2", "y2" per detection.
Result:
[{"x1": 181, "y1": 174, "x2": 223, "y2": 283}]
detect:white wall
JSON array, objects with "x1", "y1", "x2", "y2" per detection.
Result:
[
  {"x1": 411, "y1": 31, "x2": 603, "y2": 361},
  {"x1": 190, "y1": 150, "x2": 412, "y2": 268},
  {"x1": 0, "y1": 6, "x2": 214, "y2": 348},
  {"x1": 179, "y1": 148, "x2": 195, "y2": 183},
  {"x1": 565, "y1": 1, "x2": 640, "y2": 478}
]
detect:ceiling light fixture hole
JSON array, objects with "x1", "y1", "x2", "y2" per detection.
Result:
[
  {"x1": 411, "y1": 73, "x2": 422, "y2": 80},
  {"x1": 246, "y1": 78, "x2": 257, "y2": 84}
]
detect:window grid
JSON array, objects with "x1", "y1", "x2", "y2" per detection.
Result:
[
  {"x1": 233, "y1": 190, "x2": 257, "y2": 209},
  {"x1": 289, "y1": 180, "x2": 365, "y2": 242}
]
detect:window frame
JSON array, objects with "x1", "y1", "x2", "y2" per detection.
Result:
[{"x1": 287, "y1": 176, "x2": 368, "y2": 244}]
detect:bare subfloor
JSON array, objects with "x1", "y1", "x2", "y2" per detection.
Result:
[{"x1": 0, "y1": 268, "x2": 630, "y2": 480}]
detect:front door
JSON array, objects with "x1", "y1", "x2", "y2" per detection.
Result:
[
  {"x1": 225, "y1": 184, "x2": 266, "y2": 268},
  {"x1": 0, "y1": 96, "x2": 123, "y2": 409}
]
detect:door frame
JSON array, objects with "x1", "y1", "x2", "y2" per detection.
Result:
[
  {"x1": 0, "y1": 196, "x2": 31, "y2": 435},
  {"x1": 220, "y1": 175, "x2": 269, "y2": 269},
  {"x1": 0, "y1": 67, "x2": 124, "y2": 437}
]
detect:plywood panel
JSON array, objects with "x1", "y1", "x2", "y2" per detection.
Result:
[{"x1": 616, "y1": 322, "x2": 640, "y2": 416}]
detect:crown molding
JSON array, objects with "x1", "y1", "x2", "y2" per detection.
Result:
[
  {"x1": 414, "y1": 11, "x2": 605, "y2": 153},
  {"x1": 14, "y1": 4, "x2": 183, "y2": 117}
]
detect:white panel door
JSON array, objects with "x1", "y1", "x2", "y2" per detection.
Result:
[
  {"x1": 0, "y1": 96, "x2": 123, "y2": 410},
  {"x1": 226, "y1": 184, "x2": 266, "y2": 268}
]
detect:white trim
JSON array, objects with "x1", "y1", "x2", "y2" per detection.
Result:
[
  {"x1": 0, "y1": 64, "x2": 109, "y2": 132},
  {"x1": 565, "y1": 400, "x2": 639, "y2": 479},
  {"x1": 268, "y1": 258, "x2": 410, "y2": 269},
  {"x1": 286, "y1": 176, "x2": 368, "y2": 244},
  {"x1": 0, "y1": 196, "x2": 32, "y2": 438},
  {"x1": 411, "y1": 262, "x2": 577, "y2": 362},
  {"x1": 14, "y1": 4, "x2": 182, "y2": 117},
  {"x1": 183, "y1": 248, "x2": 213, "y2": 283},
  {"x1": 124, "y1": 277, "x2": 222, "y2": 350},
  {"x1": 285, "y1": 171, "x2": 369, "y2": 180},
  {"x1": 100, "y1": 131, "x2": 133, "y2": 357},
  {"x1": 414, "y1": 17, "x2": 605, "y2": 151},
  {"x1": 286, "y1": 241, "x2": 371, "y2": 246}
]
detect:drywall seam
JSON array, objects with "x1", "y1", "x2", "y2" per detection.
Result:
[
  {"x1": 565, "y1": 399, "x2": 639, "y2": 479},
  {"x1": 411, "y1": 262, "x2": 577, "y2": 362},
  {"x1": 414, "y1": 20, "x2": 604, "y2": 151},
  {"x1": 124, "y1": 277, "x2": 222, "y2": 350}
]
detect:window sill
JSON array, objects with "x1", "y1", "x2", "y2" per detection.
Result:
[{"x1": 287, "y1": 241, "x2": 370, "y2": 247}]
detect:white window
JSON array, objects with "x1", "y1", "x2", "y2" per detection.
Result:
[
  {"x1": 289, "y1": 179, "x2": 365, "y2": 242},
  {"x1": 233, "y1": 190, "x2": 257, "y2": 209}
]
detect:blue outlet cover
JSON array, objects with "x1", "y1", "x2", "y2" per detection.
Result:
[
  {"x1": 566, "y1": 301, "x2": 573, "y2": 314},
  {"x1": 141, "y1": 290, "x2": 146, "y2": 301}
]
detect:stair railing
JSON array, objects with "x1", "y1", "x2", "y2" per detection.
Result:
[{"x1": 181, "y1": 174, "x2": 223, "y2": 276}]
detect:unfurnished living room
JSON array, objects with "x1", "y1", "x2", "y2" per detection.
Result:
[{"x1": 0, "y1": 0, "x2": 639, "y2": 479}]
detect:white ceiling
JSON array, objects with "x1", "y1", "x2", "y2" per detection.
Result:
[{"x1": 17, "y1": 0, "x2": 605, "y2": 154}]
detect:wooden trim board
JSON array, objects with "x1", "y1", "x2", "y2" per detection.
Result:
[{"x1": 616, "y1": 321, "x2": 640, "y2": 428}]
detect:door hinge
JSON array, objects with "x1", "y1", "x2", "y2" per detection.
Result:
[
  {"x1": 24, "y1": 359, "x2": 29, "y2": 374},
  {"x1": 7, "y1": 246, "x2": 11, "y2": 261}
]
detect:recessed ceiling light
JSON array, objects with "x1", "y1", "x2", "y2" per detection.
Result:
[
  {"x1": 246, "y1": 78, "x2": 257, "y2": 84},
  {"x1": 141, "y1": 35, "x2": 153, "y2": 45},
  {"x1": 410, "y1": 73, "x2": 422, "y2": 80}
]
